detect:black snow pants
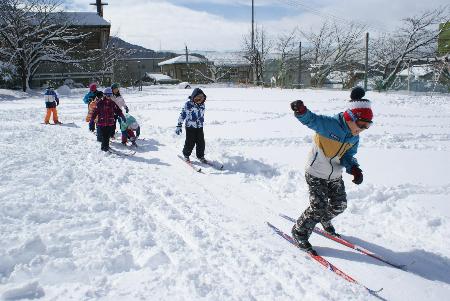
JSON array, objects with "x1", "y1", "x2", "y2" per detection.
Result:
[
  {"x1": 294, "y1": 173, "x2": 347, "y2": 241},
  {"x1": 182, "y1": 127, "x2": 205, "y2": 159},
  {"x1": 98, "y1": 126, "x2": 114, "y2": 151}
]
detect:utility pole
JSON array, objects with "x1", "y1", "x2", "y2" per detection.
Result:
[
  {"x1": 364, "y1": 32, "x2": 369, "y2": 90},
  {"x1": 90, "y1": 0, "x2": 108, "y2": 17},
  {"x1": 185, "y1": 45, "x2": 190, "y2": 83},
  {"x1": 251, "y1": 0, "x2": 256, "y2": 85},
  {"x1": 298, "y1": 41, "x2": 302, "y2": 88},
  {"x1": 261, "y1": 27, "x2": 264, "y2": 86}
]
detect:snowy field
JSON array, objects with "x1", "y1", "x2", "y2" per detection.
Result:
[{"x1": 0, "y1": 86, "x2": 449, "y2": 301}]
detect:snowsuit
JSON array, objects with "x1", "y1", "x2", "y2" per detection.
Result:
[
  {"x1": 44, "y1": 89, "x2": 60, "y2": 124},
  {"x1": 86, "y1": 99, "x2": 99, "y2": 134},
  {"x1": 83, "y1": 90, "x2": 102, "y2": 132},
  {"x1": 120, "y1": 113, "x2": 140, "y2": 144},
  {"x1": 91, "y1": 96, "x2": 125, "y2": 151},
  {"x1": 293, "y1": 110, "x2": 360, "y2": 241},
  {"x1": 111, "y1": 92, "x2": 128, "y2": 138},
  {"x1": 177, "y1": 93, "x2": 205, "y2": 159}
]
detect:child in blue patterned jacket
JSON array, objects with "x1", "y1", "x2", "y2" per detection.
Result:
[{"x1": 175, "y1": 88, "x2": 207, "y2": 162}]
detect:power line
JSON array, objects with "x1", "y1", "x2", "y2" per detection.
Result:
[{"x1": 274, "y1": 0, "x2": 391, "y2": 34}]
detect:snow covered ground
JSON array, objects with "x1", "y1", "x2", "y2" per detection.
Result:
[{"x1": 0, "y1": 86, "x2": 449, "y2": 301}]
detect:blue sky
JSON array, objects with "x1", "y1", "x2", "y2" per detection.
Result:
[{"x1": 63, "y1": 0, "x2": 448, "y2": 51}]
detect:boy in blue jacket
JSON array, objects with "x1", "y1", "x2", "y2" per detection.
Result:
[
  {"x1": 290, "y1": 87, "x2": 373, "y2": 255},
  {"x1": 175, "y1": 88, "x2": 207, "y2": 162}
]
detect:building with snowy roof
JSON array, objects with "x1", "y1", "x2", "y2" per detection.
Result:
[
  {"x1": 158, "y1": 52, "x2": 253, "y2": 84},
  {"x1": 30, "y1": 12, "x2": 111, "y2": 88},
  {"x1": 158, "y1": 55, "x2": 209, "y2": 83}
]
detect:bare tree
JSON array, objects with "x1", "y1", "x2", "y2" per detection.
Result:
[
  {"x1": 242, "y1": 25, "x2": 272, "y2": 85},
  {"x1": 371, "y1": 7, "x2": 449, "y2": 90},
  {"x1": 301, "y1": 21, "x2": 366, "y2": 87},
  {"x1": 275, "y1": 28, "x2": 298, "y2": 88},
  {"x1": 193, "y1": 62, "x2": 232, "y2": 83},
  {"x1": 0, "y1": 0, "x2": 89, "y2": 91}
]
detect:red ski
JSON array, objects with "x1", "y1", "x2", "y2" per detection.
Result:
[
  {"x1": 178, "y1": 155, "x2": 203, "y2": 173},
  {"x1": 267, "y1": 222, "x2": 383, "y2": 296},
  {"x1": 279, "y1": 214, "x2": 406, "y2": 270}
]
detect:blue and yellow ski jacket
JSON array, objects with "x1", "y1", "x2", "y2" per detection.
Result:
[{"x1": 296, "y1": 110, "x2": 360, "y2": 180}]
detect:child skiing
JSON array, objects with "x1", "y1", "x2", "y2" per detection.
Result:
[
  {"x1": 120, "y1": 113, "x2": 140, "y2": 146},
  {"x1": 43, "y1": 87, "x2": 61, "y2": 124},
  {"x1": 175, "y1": 88, "x2": 207, "y2": 162},
  {"x1": 91, "y1": 87, "x2": 126, "y2": 152},
  {"x1": 111, "y1": 83, "x2": 129, "y2": 139},
  {"x1": 83, "y1": 83, "x2": 103, "y2": 132},
  {"x1": 290, "y1": 87, "x2": 373, "y2": 255}
]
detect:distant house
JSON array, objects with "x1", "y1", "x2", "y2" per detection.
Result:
[
  {"x1": 199, "y1": 51, "x2": 252, "y2": 83},
  {"x1": 114, "y1": 58, "x2": 167, "y2": 87},
  {"x1": 31, "y1": 12, "x2": 111, "y2": 88},
  {"x1": 142, "y1": 73, "x2": 180, "y2": 85},
  {"x1": 398, "y1": 65, "x2": 434, "y2": 81},
  {"x1": 158, "y1": 55, "x2": 208, "y2": 83}
]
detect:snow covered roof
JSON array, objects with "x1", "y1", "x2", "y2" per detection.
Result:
[
  {"x1": 193, "y1": 51, "x2": 250, "y2": 67},
  {"x1": 49, "y1": 12, "x2": 110, "y2": 26},
  {"x1": 158, "y1": 55, "x2": 206, "y2": 66},
  {"x1": 0, "y1": 12, "x2": 110, "y2": 27},
  {"x1": 398, "y1": 65, "x2": 434, "y2": 77},
  {"x1": 145, "y1": 73, "x2": 173, "y2": 81}
]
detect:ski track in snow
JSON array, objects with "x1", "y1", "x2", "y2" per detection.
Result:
[{"x1": 0, "y1": 87, "x2": 449, "y2": 300}]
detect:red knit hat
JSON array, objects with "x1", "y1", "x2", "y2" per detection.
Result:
[
  {"x1": 89, "y1": 83, "x2": 97, "y2": 92},
  {"x1": 343, "y1": 99, "x2": 373, "y2": 123}
]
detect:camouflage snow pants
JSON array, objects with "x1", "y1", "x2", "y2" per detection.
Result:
[{"x1": 294, "y1": 173, "x2": 347, "y2": 241}]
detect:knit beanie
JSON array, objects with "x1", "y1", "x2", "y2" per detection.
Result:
[
  {"x1": 343, "y1": 99, "x2": 373, "y2": 123},
  {"x1": 89, "y1": 83, "x2": 97, "y2": 92},
  {"x1": 350, "y1": 86, "x2": 365, "y2": 100}
]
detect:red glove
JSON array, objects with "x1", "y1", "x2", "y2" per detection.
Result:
[
  {"x1": 351, "y1": 166, "x2": 363, "y2": 185},
  {"x1": 290, "y1": 100, "x2": 307, "y2": 115}
]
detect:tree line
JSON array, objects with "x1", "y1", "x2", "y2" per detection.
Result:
[{"x1": 242, "y1": 6, "x2": 449, "y2": 90}]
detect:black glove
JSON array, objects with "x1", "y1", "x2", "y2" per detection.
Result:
[
  {"x1": 351, "y1": 166, "x2": 363, "y2": 185},
  {"x1": 175, "y1": 124, "x2": 182, "y2": 135},
  {"x1": 121, "y1": 116, "x2": 127, "y2": 123},
  {"x1": 290, "y1": 100, "x2": 307, "y2": 115},
  {"x1": 125, "y1": 106, "x2": 129, "y2": 113}
]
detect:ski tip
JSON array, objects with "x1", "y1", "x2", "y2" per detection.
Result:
[{"x1": 367, "y1": 287, "x2": 383, "y2": 295}]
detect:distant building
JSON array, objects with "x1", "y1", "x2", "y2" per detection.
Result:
[
  {"x1": 198, "y1": 51, "x2": 252, "y2": 84},
  {"x1": 114, "y1": 58, "x2": 167, "y2": 86},
  {"x1": 142, "y1": 73, "x2": 179, "y2": 85},
  {"x1": 31, "y1": 12, "x2": 111, "y2": 88},
  {"x1": 158, "y1": 55, "x2": 208, "y2": 83},
  {"x1": 158, "y1": 52, "x2": 253, "y2": 84}
]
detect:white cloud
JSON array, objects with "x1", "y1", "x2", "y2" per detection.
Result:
[{"x1": 66, "y1": 0, "x2": 449, "y2": 51}]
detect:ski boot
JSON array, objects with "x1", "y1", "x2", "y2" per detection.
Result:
[
  {"x1": 321, "y1": 221, "x2": 341, "y2": 238},
  {"x1": 292, "y1": 226, "x2": 317, "y2": 256},
  {"x1": 184, "y1": 155, "x2": 190, "y2": 162},
  {"x1": 54, "y1": 121, "x2": 62, "y2": 125},
  {"x1": 198, "y1": 157, "x2": 208, "y2": 164}
]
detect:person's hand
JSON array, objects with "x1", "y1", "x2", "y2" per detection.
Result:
[
  {"x1": 351, "y1": 166, "x2": 363, "y2": 185},
  {"x1": 121, "y1": 116, "x2": 127, "y2": 123},
  {"x1": 125, "y1": 106, "x2": 129, "y2": 113},
  {"x1": 290, "y1": 100, "x2": 307, "y2": 115},
  {"x1": 175, "y1": 125, "x2": 182, "y2": 135}
]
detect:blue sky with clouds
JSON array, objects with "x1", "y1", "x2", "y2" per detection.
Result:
[{"x1": 63, "y1": 0, "x2": 448, "y2": 51}]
